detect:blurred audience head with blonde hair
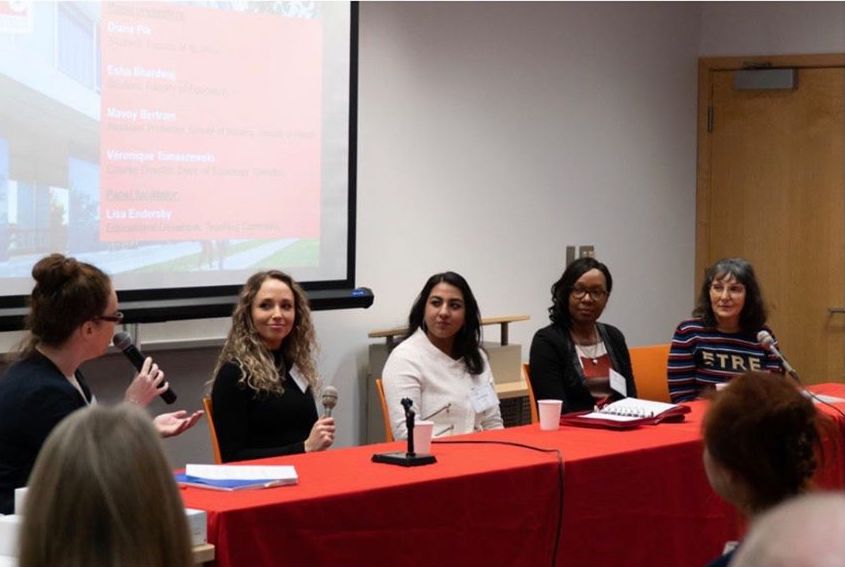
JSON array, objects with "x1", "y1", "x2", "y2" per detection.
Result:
[
  {"x1": 19, "y1": 403, "x2": 193, "y2": 567},
  {"x1": 731, "y1": 492, "x2": 845, "y2": 567}
]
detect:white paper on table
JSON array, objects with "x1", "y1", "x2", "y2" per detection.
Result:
[
  {"x1": 580, "y1": 412, "x2": 643, "y2": 423},
  {"x1": 185, "y1": 464, "x2": 298, "y2": 482},
  {"x1": 578, "y1": 397, "x2": 682, "y2": 422}
]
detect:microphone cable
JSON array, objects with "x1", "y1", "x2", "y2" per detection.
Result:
[
  {"x1": 796, "y1": 382, "x2": 845, "y2": 421},
  {"x1": 431, "y1": 439, "x2": 564, "y2": 567},
  {"x1": 758, "y1": 331, "x2": 845, "y2": 420}
]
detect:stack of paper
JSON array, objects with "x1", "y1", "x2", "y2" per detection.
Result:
[{"x1": 176, "y1": 464, "x2": 299, "y2": 491}]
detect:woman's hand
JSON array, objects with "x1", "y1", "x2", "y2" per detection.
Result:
[
  {"x1": 124, "y1": 357, "x2": 169, "y2": 407},
  {"x1": 153, "y1": 410, "x2": 204, "y2": 438},
  {"x1": 304, "y1": 416, "x2": 336, "y2": 452}
]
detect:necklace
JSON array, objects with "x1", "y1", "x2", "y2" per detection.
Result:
[{"x1": 572, "y1": 326, "x2": 602, "y2": 365}]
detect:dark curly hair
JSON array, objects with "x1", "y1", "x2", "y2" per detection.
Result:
[
  {"x1": 703, "y1": 371, "x2": 825, "y2": 514},
  {"x1": 548, "y1": 257, "x2": 613, "y2": 327},
  {"x1": 406, "y1": 271, "x2": 484, "y2": 375},
  {"x1": 693, "y1": 258, "x2": 767, "y2": 332}
]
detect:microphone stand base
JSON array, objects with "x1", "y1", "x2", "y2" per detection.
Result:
[{"x1": 372, "y1": 451, "x2": 436, "y2": 467}]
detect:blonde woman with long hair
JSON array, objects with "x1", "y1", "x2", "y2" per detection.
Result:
[
  {"x1": 19, "y1": 404, "x2": 193, "y2": 567},
  {"x1": 211, "y1": 270, "x2": 334, "y2": 462}
]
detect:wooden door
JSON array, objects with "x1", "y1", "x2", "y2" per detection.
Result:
[{"x1": 697, "y1": 55, "x2": 845, "y2": 384}]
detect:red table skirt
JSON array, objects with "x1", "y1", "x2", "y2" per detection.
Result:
[{"x1": 182, "y1": 384, "x2": 845, "y2": 567}]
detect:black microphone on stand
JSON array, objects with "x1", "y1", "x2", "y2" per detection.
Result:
[
  {"x1": 757, "y1": 330, "x2": 800, "y2": 382},
  {"x1": 372, "y1": 397, "x2": 436, "y2": 467},
  {"x1": 113, "y1": 332, "x2": 177, "y2": 404}
]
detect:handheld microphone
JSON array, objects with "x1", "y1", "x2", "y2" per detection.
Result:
[
  {"x1": 321, "y1": 385, "x2": 338, "y2": 417},
  {"x1": 113, "y1": 332, "x2": 177, "y2": 404},
  {"x1": 757, "y1": 330, "x2": 800, "y2": 381}
]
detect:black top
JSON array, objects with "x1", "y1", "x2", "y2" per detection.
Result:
[
  {"x1": 529, "y1": 322, "x2": 637, "y2": 414},
  {"x1": 0, "y1": 351, "x2": 93, "y2": 514},
  {"x1": 211, "y1": 358, "x2": 319, "y2": 463}
]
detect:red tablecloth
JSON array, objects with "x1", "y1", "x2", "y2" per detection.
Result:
[{"x1": 182, "y1": 384, "x2": 845, "y2": 567}]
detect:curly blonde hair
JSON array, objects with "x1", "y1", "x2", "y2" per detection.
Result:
[{"x1": 213, "y1": 271, "x2": 318, "y2": 395}]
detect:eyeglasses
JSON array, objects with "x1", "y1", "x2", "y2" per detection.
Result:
[
  {"x1": 571, "y1": 286, "x2": 608, "y2": 300},
  {"x1": 710, "y1": 283, "x2": 745, "y2": 297},
  {"x1": 96, "y1": 311, "x2": 124, "y2": 323}
]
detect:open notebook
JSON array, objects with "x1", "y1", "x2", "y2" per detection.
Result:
[{"x1": 560, "y1": 397, "x2": 690, "y2": 430}]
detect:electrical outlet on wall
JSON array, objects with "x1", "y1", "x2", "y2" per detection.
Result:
[{"x1": 566, "y1": 246, "x2": 576, "y2": 266}]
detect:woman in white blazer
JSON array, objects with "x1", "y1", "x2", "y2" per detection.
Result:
[{"x1": 383, "y1": 271, "x2": 504, "y2": 440}]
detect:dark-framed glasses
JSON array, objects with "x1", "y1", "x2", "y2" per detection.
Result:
[
  {"x1": 571, "y1": 286, "x2": 608, "y2": 300},
  {"x1": 96, "y1": 311, "x2": 124, "y2": 323}
]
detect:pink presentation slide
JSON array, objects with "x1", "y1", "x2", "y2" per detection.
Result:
[{"x1": 99, "y1": 2, "x2": 322, "y2": 242}]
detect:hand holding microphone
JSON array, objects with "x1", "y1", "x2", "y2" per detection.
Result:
[
  {"x1": 114, "y1": 331, "x2": 177, "y2": 404},
  {"x1": 305, "y1": 386, "x2": 339, "y2": 452},
  {"x1": 124, "y1": 357, "x2": 169, "y2": 407}
]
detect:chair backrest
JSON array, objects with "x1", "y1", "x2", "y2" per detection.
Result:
[
  {"x1": 202, "y1": 396, "x2": 223, "y2": 464},
  {"x1": 522, "y1": 362, "x2": 539, "y2": 424},
  {"x1": 629, "y1": 344, "x2": 672, "y2": 403},
  {"x1": 374, "y1": 378, "x2": 394, "y2": 442}
]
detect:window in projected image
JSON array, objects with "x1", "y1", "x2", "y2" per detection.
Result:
[{"x1": 0, "y1": 1, "x2": 355, "y2": 301}]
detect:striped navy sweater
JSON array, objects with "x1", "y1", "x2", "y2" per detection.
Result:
[{"x1": 667, "y1": 318, "x2": 784, "y2": 402}]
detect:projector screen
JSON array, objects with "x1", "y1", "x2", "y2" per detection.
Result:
[{"x1": 0, "y1": 1, "x2": 356, "y2": 309}]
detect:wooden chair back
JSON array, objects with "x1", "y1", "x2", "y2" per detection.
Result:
[
  {"x1": 521, "y1": 362, "x2": 539, "y2": 424},
  {"x1": 374, "y1": 378, "x2": 395, "y2": 442},
  {"x1": 202, "y1": 396, "x2": 223, "y2": 464}
]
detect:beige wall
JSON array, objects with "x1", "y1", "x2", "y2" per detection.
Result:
[{"x1": 4, "y1": 2, "x2": 843, "y2": 466}]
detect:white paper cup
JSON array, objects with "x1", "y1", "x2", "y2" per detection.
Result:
[
  {"x1": 412, "y1": 420, "x2": 434, "y2": 454},
  {"x1": 538, "y1": 399, "x2": 563, "y2": 431}
]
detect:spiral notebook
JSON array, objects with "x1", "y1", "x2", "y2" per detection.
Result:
[{"x1": 560, "y1": 397, "x2": 690, "y2": 430}]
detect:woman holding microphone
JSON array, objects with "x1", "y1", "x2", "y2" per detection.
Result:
[
  {"x1": 0, "y1": 253, "x2": 202, "y2": 514},
  {"x1": 210, "y1": 270, "x2": 335, "y2": 462}
]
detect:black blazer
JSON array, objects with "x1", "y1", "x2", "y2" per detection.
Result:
[{"x1": 529, "y1": 322, "x2": 636, "y2": 414}]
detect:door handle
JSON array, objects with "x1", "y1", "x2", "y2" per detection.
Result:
[{"x1": 828, "y1": 307, "x2": 845, "y2": 315}]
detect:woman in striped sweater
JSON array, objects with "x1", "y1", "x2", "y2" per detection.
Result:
[{"x1": 667, "y1": 258, "x2": 784, "y2": 402}]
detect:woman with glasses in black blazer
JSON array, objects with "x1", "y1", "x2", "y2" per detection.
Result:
[
  {"x1": 529, "y1": 257, "x2": 636, "y2": 414},
  {"x1": 0, "y1": 254, "x2": 201, "y2": 515}
]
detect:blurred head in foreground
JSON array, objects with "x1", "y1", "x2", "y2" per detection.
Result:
[
  {"x1": 19, "y1": 404, "x2": 193, "y2": 567},
  {"x1": 731, "y1": 492, "x2": 845, "y2": 567},
  {"x1": 702, "y1": 371, "x2": 821, "y2": 516}
]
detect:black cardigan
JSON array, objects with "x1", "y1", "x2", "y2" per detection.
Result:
[
  {"x1": 0, "y1": 351, "x2": 92, "y2": 514},
  {"x1": 528, "y1": 322, "x2": 636, "y2": 414}
]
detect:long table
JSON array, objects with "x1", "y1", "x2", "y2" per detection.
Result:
[{"x1": 181, "y1": 384, "x2": 845, "y2": 567}]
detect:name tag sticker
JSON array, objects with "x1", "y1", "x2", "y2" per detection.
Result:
[
  {"x1": 469, "y1": 382, "x2": 498, "y2": 413},
  {"x1": 610, "y1": 368, "x2": 627, "y2": 397}
]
